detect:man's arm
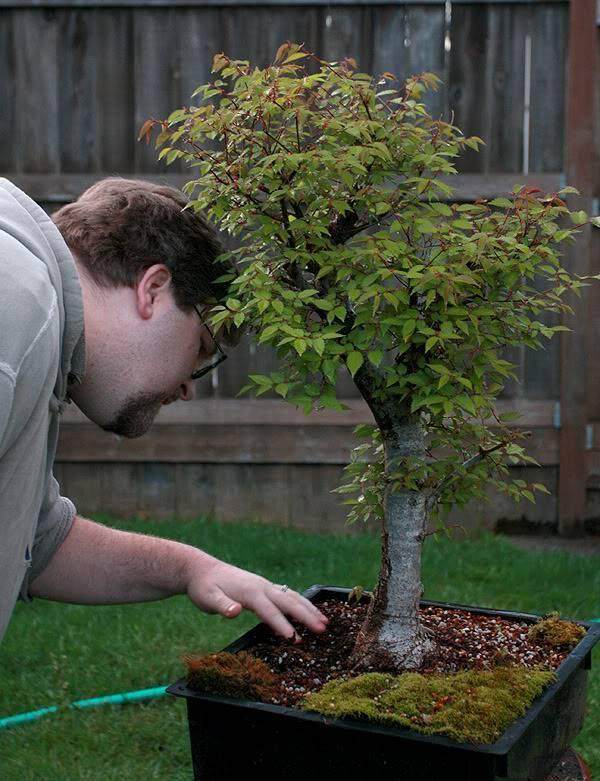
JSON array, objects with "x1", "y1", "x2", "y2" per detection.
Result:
[{"x1": 29, "y1": 516, "x2": 329, "y2": 641}]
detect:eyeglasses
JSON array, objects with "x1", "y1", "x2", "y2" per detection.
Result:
[{"x1": 191, "y1": 304, "x2": 228, "y2": 381}]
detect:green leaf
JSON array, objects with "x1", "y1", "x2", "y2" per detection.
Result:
[
  {"x1": 570, "y1": 210, "x2": 588, "y2": 225},
  {"x1": 557, "y1": 186, "x2": 579, "y2": 196},
  {"x1": 249, "y1": 374, "x2": 272, "y2": 386},
  {"x1": 402, "y1": 319, "x2": 416, "y2": 341},
  {"x1": 456, "y1": 395, "x2": 477, "y2": 415},
  {"x1": 425, "y1": 336, "x2": 438, "y2": 353},
  {"x1": 314, "y1": 338, "x2": 326, "y2": 356},
  {"x1": 346, "y1": 351, "x2": 364, "y2": 377},
  {"x1": 260, "y1": 324, "x2": 278, "y2": 341},
  {"x1": 590, "y1": 216, "x2": 600, "y2": 228},
  {"x1": 368, "y1": 349, "x2": 383, "y2": 367},
  {"x1": 294, "y1": 339, "x2": 307, "y2": 355}
]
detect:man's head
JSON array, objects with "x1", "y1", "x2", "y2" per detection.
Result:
[{"x1": 52, "y1": 177, "x2": 237, "y2": 437}]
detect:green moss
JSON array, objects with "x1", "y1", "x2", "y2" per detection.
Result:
[
  {"x1": 183, "y1": 651, "x2": 280, "y2": 701},
  {"x1": 301, "y1": 666, "x2": 555, "y2": 745},
  {"x1": 527, "y1": 612, "x2": 586, "y2": 649}
]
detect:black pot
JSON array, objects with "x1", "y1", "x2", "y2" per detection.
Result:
[{"x1": 168, "y1": 586, "x2": 600, "y2": 781}]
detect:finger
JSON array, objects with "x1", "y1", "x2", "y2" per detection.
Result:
[
  {"x1": 270, "y1": 589, "x2": 329, "y2": 633},
  {"x1": 272, "y1": 586, "x2": 329, "y2": 624},
  {"x1": 249, "y1": 593, "x2": 300, "y2": 642},
  {"x1": 202, "y1": 586, "x2": 242, "y2": 619}
]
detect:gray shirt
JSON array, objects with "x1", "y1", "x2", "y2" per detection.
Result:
[{"x1": 0, "y1": 178, "x2": 85, "y2": 642}]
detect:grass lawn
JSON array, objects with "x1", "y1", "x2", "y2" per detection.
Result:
[{"x1": 1, "y1": 516, "x2": 598, "y2": 780}]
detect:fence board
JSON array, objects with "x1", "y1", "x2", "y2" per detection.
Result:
[
  {"x1": 0, "y1": 13, "x2": 16, "y2": 171},
  {"x1": 483, "y1": 4, "x2": 528, "y2": 172},
  {"x1": 448, "y1": 3, "x2": 529, "y2": 173},
  {"x1": 58, "y1": 11, "x2": 100, "y2": 172},
  {"x1": 0, "y1": 0, "x2": 569, "y2": 7},
  {"x1": 95, "y1": 9, "x2": 136, "y2": 171},
  {"x1": 13, "y1": 10, "x2": 61, "y2": 173},
  {"x1": 5, "y1": 172, "x2": 565, "y2": 204},
  {"x1": 133, "y1": 9, "x2": 183, "y2": 172},
  {"x1": 371, "y1": 5, "x2": 446, "y2": 122},
  {"x1": 528, "y1": 3, "x2": 568, "y2": 172},
  {"x1": 319, "y1": 6, "x2": 373, "y2": 68}
]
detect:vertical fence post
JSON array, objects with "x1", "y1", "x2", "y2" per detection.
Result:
[{"x1": 558, "y1": 0, "x2": 599, "y2": 535}]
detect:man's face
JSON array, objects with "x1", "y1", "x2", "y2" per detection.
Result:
[{"x1": 70, "y1": 264, "x2": 214, "y2": 437}]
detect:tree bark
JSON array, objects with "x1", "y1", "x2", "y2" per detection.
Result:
[{"x1": 350, "y1": 417, "x2": 434, "y2": 672}]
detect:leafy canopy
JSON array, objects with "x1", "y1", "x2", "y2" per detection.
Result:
[{"x1": 143, "y1": 43, "x2": 598, "y2": 525}]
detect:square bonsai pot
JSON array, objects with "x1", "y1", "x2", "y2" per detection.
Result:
[{"x1": 168, "y1": 586, "x2": 600, "y2": 781}]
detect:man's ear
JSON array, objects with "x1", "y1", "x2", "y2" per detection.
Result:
[{"x1": 136, "y1": 264, "x2": 172, "y2": 320}]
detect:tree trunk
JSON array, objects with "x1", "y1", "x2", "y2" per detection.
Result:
[{"x1": 350, "y1": 417, "x2": 434, "y2": 672}]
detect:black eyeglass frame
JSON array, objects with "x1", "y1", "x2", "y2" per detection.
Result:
[{"x1": 191, "y1": 304, "x2": 228, "y2": 381}]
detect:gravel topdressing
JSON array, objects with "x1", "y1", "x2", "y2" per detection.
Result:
[{"x1": 246, "y1": 597, "x2": 573, "y2": 708}]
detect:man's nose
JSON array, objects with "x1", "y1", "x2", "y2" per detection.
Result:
[{"x1": 180, "y1": 380, "x2": 195, "y2": 402}]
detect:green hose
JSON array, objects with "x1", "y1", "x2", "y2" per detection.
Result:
[
  {"x1": 0, "y1": 686, "x2": 167, "y2": 730},
  {"x1": 2, "y1": 619, "x2": 599, "y2": 731}
]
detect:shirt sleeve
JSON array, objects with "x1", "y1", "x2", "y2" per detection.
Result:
[
  {"x1": 18, "y1": 473, "x2": 77, "y2": 603},
  {"x1": 0, "y1": 369, "x2": 15, "y2": 458}
]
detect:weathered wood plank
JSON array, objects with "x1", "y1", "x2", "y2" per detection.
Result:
[
  {"x1": 58, "y1": 10, "x2": 100, "y2": 172},
  {"x1": 371, "y1": 4, "x2": 446, "y2": 120},
  {"x1": 59, "y1": 396, "x2": 558, "y2": 426},
  {"x1": 55, "y1": 419, "x2": 559, "y2": 465},
  {"x1": 216, "y1": 333, "x2": 280, "y2": 399},
  {"x1": 448, "y1": 3, "x2": 489, "y2": 174},
  {"x1": 99, "y1": 463, "x2": 141, "y2": 517},
  {"x1": 483, "y1": 3, "x2": 528, "y2": 172},
  {"x1": 133, "y1": 9, "x2": 182, "y2": 172},
  {"x1": 319, "y1": 6, "x2": 373, "y2": 71},
  {"x1": 60, "y1": 460, "x2": 557, "y2": 531},
  {"x1": 558, "y1": 0, "x2": 598, "y2": 535},
  {"x1": 175, "y1": 8, "x2": 223, "y2": 110},
  {"x1": 6, "y1": 172, "x2": 565, "y2": 204},
  {"x1": 13, "y1": 10, "x2": 60, "y2": 173},
  {"x1": 528, "y1": 3, "x2": 568, "y2": 172},
  {"x1": 448, "y1": 3, "x2": 529, "y2": 173},
  {"x1": 174, "y1": 463, "x2": 217, "y2": 519},
  {"x1": 521, "y1": 4, "x2": 567, "y2": 401},
  {"x1": 0, "y1": 0, "x2": 568, "y2": 7},
  {"x1": 56, "y1": 423, "x2": 366, "y2": 463},
  {"x1": 221, "y1": 6, "x2": 320, "y2": 66},
  {"x1": 586, "y1": 226, "x2": 600, "y2": 420},
  {"x1": 0, "y1": 11, "x2": 16, "y2": 171},
  {"x1": 138, "y1": 462, "x2": 177, "y2": 515},
  {"x1": 95, "y1": 9, "x2": 137, "y2": 171},
  {"x1": 523, "y1": 334, "x2": 560, "y2": 400}
]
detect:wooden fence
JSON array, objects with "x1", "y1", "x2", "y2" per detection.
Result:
[{"x1": 1, "y1": 0, "x2": 598, "y2": 533}]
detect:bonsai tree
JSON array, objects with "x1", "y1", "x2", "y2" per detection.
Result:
[{"x1": 141, "y1": 43, "x2": 598, "y2": 671}]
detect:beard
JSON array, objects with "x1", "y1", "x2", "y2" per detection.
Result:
[{"x1": 101, "y1": 391, "x2": 172, "y2": 438}]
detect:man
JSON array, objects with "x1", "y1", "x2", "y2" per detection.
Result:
[{"x1": 0, "y1": 176, "x2": 329, "y2": 644}]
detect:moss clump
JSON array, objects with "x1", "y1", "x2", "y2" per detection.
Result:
[
  {"x1": 527, "y1": 612, "x2": 586, "y2": 649},
  {"x1": 183, "y1": 651, "x2": 280, "y2": 701},
  {"x1": 301, "y1": 666, "x2": 555, "y2": 745}
]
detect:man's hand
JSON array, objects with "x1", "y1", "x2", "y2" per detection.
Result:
[
  {"x1": 185, "y1": 557, "x2": 329, "y2": 642},
  {"x1": 29, "y1": 516, "x2": 329, "y2": 642}
]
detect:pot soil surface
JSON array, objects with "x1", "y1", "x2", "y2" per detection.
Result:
[{"x1": 243, "y1": 599, "x2": 575, "y2": 707}]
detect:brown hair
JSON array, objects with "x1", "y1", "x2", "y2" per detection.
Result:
[{"x1": 52, "y1": 177, "x2": 238, "y2": 343}]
